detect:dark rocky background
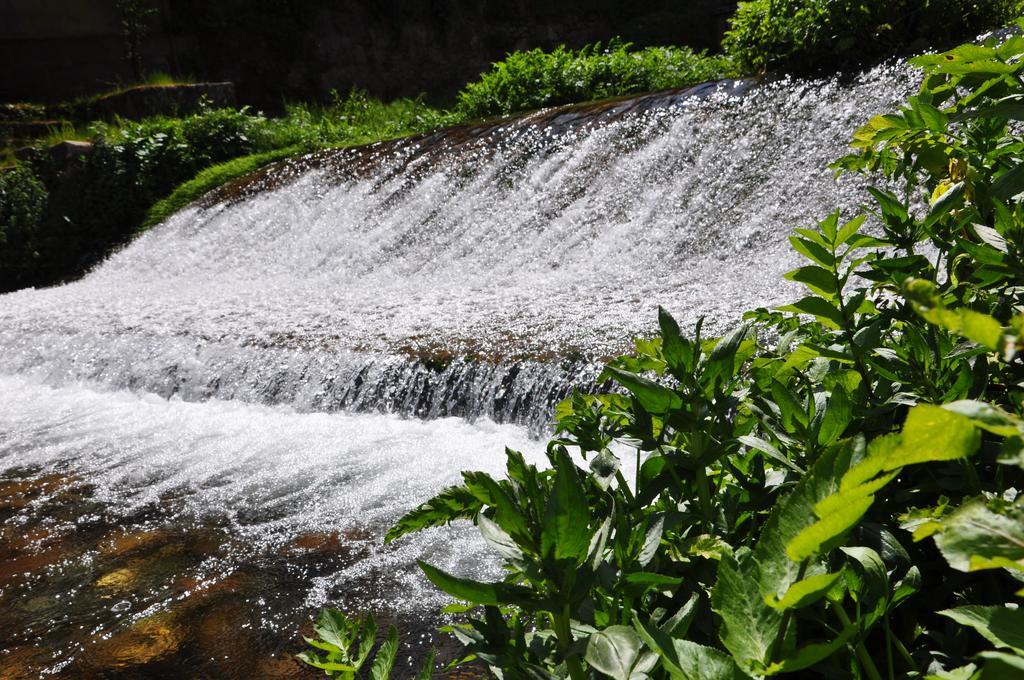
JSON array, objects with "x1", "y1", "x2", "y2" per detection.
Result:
[{"x1": 0, "y1": 0, "x2": 737, "y2": 109}]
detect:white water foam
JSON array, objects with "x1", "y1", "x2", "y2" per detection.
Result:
[{"x1": 0, "y1": 67, "x2": 915, "y2": 428}]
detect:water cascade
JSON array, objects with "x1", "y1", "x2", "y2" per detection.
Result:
[{"x1": 0, "y1": 67, "x2": 914, "y2": 675}]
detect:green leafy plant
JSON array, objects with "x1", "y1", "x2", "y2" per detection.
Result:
[
  {"x1": 723, "y1": 0, "x2": 1023, "y2": 74},
  {"x1": 455, "y1": 41, "x2": 738, "y2": 120},
  {"x1": 297, "y1": 609, "x2": 435, "y2": 679},
  {"x1": 386, "y1": 25, "x2": 1024, "y2": 680}
]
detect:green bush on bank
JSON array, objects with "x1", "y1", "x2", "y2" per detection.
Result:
[
  {"x1": 724, "y1": 0, "x2": 1023, "y2": 73},
  {"x1": 0, "y1": 166, "x2": 47, "y2": 288},
  {"x1": 455, "y1": 41, "x2": 738, "y2": 120}
]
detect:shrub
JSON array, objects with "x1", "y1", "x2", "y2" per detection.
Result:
[
  {"x1": 455, "y1": 41, "x2": 738, "y2": 120},
  {"x1": 386, "y1": 27, "x2": 1024, "y2": 678},
  {"x1": 0, "y1": 165, "x2": 47, "y2": 289},
  {"x1": 723, "y1": 0, "x2": 1024, "y2": 73}
]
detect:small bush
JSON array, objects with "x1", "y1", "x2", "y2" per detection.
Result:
[
  {"x1": 724, "y1": 0, "x2": 1023, "y2": 73},
  {"x1": 0, "y1": 166, "x2": 47, "y2": 289},
  {"x1": 455, "y1": 41, "x2": 738, "y2": 120}
]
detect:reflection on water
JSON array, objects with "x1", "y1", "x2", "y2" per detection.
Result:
[{"x1": 0, "y1": 468, "x2": 466, "y2": 678}]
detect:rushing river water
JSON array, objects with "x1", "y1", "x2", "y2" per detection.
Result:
[{"x1": 0, "y1": 67, "x2": 914, "y2": 677}]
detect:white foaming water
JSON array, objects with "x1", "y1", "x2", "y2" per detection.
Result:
[
  {"x1": 0, "y1": 375, "x2": 541, "y2": 612},
  {"x1": 0, "y1": 68, "x2": 915, "y2": 430}
]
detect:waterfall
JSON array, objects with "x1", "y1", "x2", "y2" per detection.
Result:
[{"x1": 0, "y1": 67, "x2": 916, "y2": 675}]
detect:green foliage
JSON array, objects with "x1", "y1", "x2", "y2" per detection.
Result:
[
  {"x1": 3, "y1": 91, "x2": 451, "y2": 292},
  {"x1": 0, "y1": 165, "x2": 47, "y2": 288},
  {"x1": 297, "y1": 609, "x2": 435, "y2": 679},
  {"x1": 141, "y1": 145, "x2": 302, "y2": 229},
  {"x1": 723, "y1": 0, "x2": 1024, "y2": 74},
  {"x1": 388, "y1": 28, "x2": 1024, "y2": 679},
  {"x1": 455, "y1": 41, "x2": 738, "y2": 120}
]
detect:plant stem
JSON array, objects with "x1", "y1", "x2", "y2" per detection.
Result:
[
  {"x1": 769, "y1": 560, "x2": 808, "y2": 662},
  {"x1": 554, "y1": 605, "x2": 585, "y2": 680},
  {"x1": 694, "y1": 464, "x2": 714, "y2": 531},
  {"x1": 834, "y1": 603, "x2": 883, "y2": 680},
  {"x1": 888, "y1": 628, "x2": 918, "y2": 673}
]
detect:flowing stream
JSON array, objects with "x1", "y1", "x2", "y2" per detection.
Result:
[{"x1": 0, "y1": 67, "x2": 914, "y2": 677}]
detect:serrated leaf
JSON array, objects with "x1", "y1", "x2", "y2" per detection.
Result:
[
  {"x1": 883, "y1": 404, "x2": 981, "y2": 470},
  {"x1": 786, "y1": 496, "x2": 873, "y2": 561},
  {"x1": 370, "y1": 625, "x2": 398, "y2": 680},
  {"x1": 765, "y1": 571, "x2": 844, "y2": 611},
  {"x1": 541, "y1": 447, "x2": 592, "y2": 561},
  {"x1": 634, "y1": 617, "x2": 746, "y2": 680}
]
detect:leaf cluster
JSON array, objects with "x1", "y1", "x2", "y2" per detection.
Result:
[
  {"x1": 455, "y1": 41, "x2": 738, "y2": 120},
  {"x1": 723, "y1": 0, "x2": 1024, "y2": 74}
]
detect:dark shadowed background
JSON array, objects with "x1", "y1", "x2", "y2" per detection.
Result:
[{"x1": 0, "y1": 0, "x2": 737, "y2": 108}]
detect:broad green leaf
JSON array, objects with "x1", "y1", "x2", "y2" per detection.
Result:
[
  {"x1": 755, "y1": 438, "x2": 867, "y2": 594},
  {"x1": 478, "y1": 512, "x2": 525, "y2": 563},
  {"x1": 315, "y1": 609, "x2": 355, "y2": 654},
  {"x1": 785, "y1": 266, "x2": 838, "y2": 298},
  {"x1": 417, "y1": 561, "x2": 542, "y2": 607},
  {"x1": 634, "y1": 617, "x2": 747, "y2": 680},
  {"x1": 817, "y1": 385, "x2": 852, "y2": 446},
  {"x1": 940, "y1": 606, "x2": 1024, "y2": 654},
  {"x1": 765, "y1": 572, "x2": 844, "y2": 611},
  {"x1": 541, "y1": 447, "x2": 592, "y2": 561},
  {"x1": 585, "y1": 625, "x2": 643, "y2": 680},
  {"x1": 604, "y1": 365, "x2": 683, "y2": 414},
  {"x1": 836, "y1": 214, "x2": 869, "y2": 246},
  {"x1": 786, "y1": 495, "x2": 873, "y2": 562},
  {"x1": 979, "y1": 651, "x2": 1024, "y2": 679},
  {"x1": 776, "y1": 296, "x2": 844, "y2": 329},
  {"x1": 659, "y1": 306, "x2": 694, "y2": 374},
  {"x1": 623, "y1": 572, "x2": 683, "y2": 589},
  {"x1": 638, "y1": 515, "x2": 664, "y2": 567},
  {"x1": 931, "y1": 501, "x2": 1024, "y2": 573},
  {"x1": 883, "y1": 404, "x2": 981, "y2": 470},
  {"x1": 370, "y1": 625, "x2": 398, "y2": 680},
  {"x1": 712, "y1": 552, "x2": 783, "y2": 673},
  {"x1": 738, "y1": 435, "x2": 804, "y2": 473},
  {"x1": 840, "y1": 547, "x2": 888, "y2": 617},
  {"x1": 789, "y1": 235, "x2": 836, "y2": 269},
  {"x1": 943, "y1": 401, "x2": 1023, "y2": 437},
  {"x1": 462, "y1": 471, "x2": 531, "y2": 547},
  {"x1": 764, "y1": 625, "x2": 857, "y2": 675},
  {"x1": 990, "y1": 164, "x2": 1024, "y2": 201}
]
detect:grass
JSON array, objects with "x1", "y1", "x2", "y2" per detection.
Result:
[{"x1": 142, "y1": 145, "x2": 304, "y2": 228}]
